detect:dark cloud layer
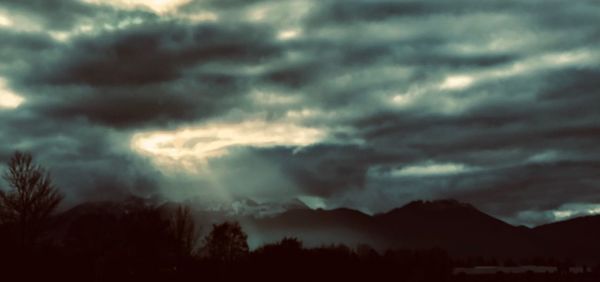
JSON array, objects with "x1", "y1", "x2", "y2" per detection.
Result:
[
  {"x1": 0, "y1": 0, "x2": 157, "y2": 31},
  {"x1": 253, "y1": 145, "x2": 377, "y2": 197},
  {"x1": 0, "y1": 0, "x2": 599, "y2": 224},
  {"x1": 0, "y1": 110, "x2": 161, "y2": 205},
  {"x1": 10, "y1": 21, "x2": 281, "y2": 128},
  {"x1": 38, "y1": 23, "x2": 279, "y2": 86}
]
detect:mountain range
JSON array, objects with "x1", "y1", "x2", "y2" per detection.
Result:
[
  {"x1": 246, "y1": 199, "x2": 600, "y2": 263},
  {"x1": 56, "y1": 198, "x2": 600, "y2": 263}
]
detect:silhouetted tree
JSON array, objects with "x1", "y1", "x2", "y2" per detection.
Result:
[
  {"x1": 64, "y1": 199, "x2": 180, "y2": 280},
  {"x1": 203, "y1": 221, "x2": 248, "y2": 262},
  {"x1": 355, "y1": 243, "x2": 378, "y2": 260},
  {"x1": 0, "y1": 151, "x2": 63, "y2": 247},
  {"x1": 170, "y1": 205, "x2": 199, "y2": 258},
  {"x1": 277, "y1": 237, "x2": 303, "y2": 250},
  {"x1": 255, "y1": 237, "x2": 303, "y2": 257}
]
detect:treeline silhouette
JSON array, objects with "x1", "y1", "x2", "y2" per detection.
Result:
[{"x1": 1, "y1": 152, "x2": 599, "y2": 282}]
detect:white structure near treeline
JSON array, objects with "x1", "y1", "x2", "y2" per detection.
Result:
[
  {"x1": 453, "y1": 266, "x2": 557, "y2": 275},
  {"x1": 454, "y1": 265, "x2": 590, "y2": 275}
]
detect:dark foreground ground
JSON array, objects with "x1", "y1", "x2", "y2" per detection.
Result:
[
  {"x1": 1, "y1": 199, "x2": 598, "y2": 282},
  {"x1": 2, "y1": 246, "x2": 599, "y2": 282}
]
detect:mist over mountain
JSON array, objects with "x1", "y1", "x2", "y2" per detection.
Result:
[
  {"x1": 54, "y1": 198, "x2": 600, "y2": 264},
  {"x1": 249, "y1": 199, "x2": 600, "y2": 263}
]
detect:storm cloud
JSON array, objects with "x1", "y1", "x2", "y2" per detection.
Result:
[{"x1": 1, "y1": 0, "x2": 599, "y2": 225}]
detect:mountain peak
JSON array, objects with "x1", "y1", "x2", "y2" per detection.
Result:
[{"x1": 402, "y1": 199, "x2": 475, "y2": 211}]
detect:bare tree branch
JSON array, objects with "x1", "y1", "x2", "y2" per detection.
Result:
[{"x1": 0, "y1": 151, "x2": 64, "y2": 246}]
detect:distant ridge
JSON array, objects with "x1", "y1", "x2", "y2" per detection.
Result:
[
  {"x1": 249, "y1": 199, "x2": 599, "y2": 263},
  {"x1": 56, "y1": 198, "x2": 600, "y2": 263}
]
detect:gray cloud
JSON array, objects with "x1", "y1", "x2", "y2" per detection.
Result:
[
  {"x1": 34, "y1": 23, "x2": 280, "y2": 86},
  {"x1": 0, "y1": 0, "x2": 599, "y2": 224},
  {"x1": 0, "y1": 0, "x2": 157, "y2": 31},
  {"x1": 0, "y1": 110, "x2": 161, "y2": 206},
  {"x1": 5, "y1": 20, "x2": 283, "y2": 128}
]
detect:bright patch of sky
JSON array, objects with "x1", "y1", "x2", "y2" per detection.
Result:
[
  {"x1": 391, "y1": 162, "x2": 473, "y2": 177},
  {"x1": 82, "y1": 0, "x2": 191, "y2": 14},
  {"x1": 131, "y1": 119, "x2": 325, "y2": 172},
  {"x1": 0, "y1": 78, "x2": 24, "y2": 109}
]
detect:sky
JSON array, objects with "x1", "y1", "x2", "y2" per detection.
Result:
[{"x1": 0, "y1": 0, "x2": 599, "y2": 226}]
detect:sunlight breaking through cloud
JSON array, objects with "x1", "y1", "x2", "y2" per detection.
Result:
[
  {"x1": 0, "y1": 79, "x2": 24, "y2": 109},
  {"x1": 440, "y1": 75, "x2": 474, "y2": 90},
  {"x1": 277, "y1": 29, "x2": 302, "y2": 40},
  {"x1": 83, "y1": 0, "x2": 191, "y2": 14},
  {"x1": 0, "y1": 13, "x2": 11, "y2": 27},
  {"x1": 0, "y1": 0, "x2": 599, "y2": 227},
  {"x1": 438, "y1": 49, "x2": 599, "y2": 92},
  {"x1": 552, "y1": 203, "x2": 600, "y2": 221},
  {"x1": 392, "y1": 162, "x2": 473, "y2": 177},
  {"x1": 131, "y1": 119, "x2": 326, "y2": 171}
]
